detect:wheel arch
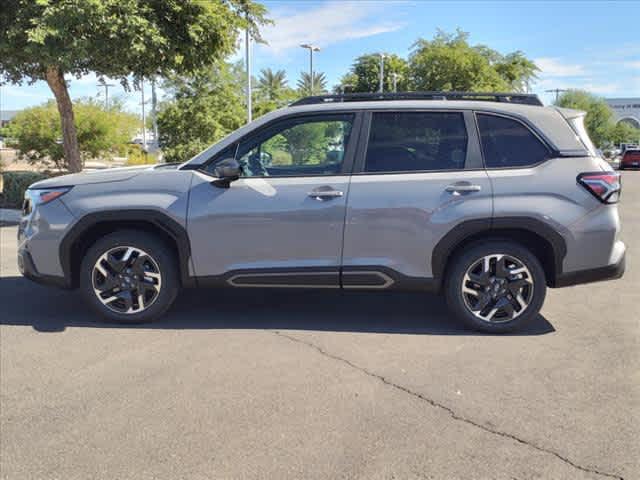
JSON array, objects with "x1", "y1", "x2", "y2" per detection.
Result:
[
  {"x1": 432, "y1": 217, "x2": 567, "y2": 288},
  {"x1": 60, "y1": 210, "x2": 194, "y2": 289}
]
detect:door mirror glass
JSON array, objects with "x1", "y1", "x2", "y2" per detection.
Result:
[{"x1": 212, "y1": 158, "x2": 241, "y2": 188}]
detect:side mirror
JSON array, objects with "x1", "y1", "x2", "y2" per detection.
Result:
[{"x1": 211, "y1": 158, "x2": 241, "y2": 188}]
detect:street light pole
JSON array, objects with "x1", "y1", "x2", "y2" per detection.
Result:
[
  {"x1": 151, "y1": 77, "x2": 158, "y2": 148},
  {"x1": 97, "y1": 80, "x2": 115, "y2": 109},
  {"x1": 310, "y1": 48, "x2": 313, "y2": 92},
  {"x1": 245, "y1": 24, "x2": 252, "y2": 124},
  {"x1": 379, "y1": 53, "x2": 386, "y2": 93},
  {"x1": 300, "y1": 44, "x2": 320, "y2": 94},
  {"x1": 141, "y1": 79, "x2": 146, "y2": 151}
]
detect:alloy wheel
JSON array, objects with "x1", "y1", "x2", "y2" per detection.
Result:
[
  {"x1": 461, "y1": 254, "x2": 534, "y2": 323},
  {"x1": 92, "y1": 246, "x2": 162, "y2": 314}
]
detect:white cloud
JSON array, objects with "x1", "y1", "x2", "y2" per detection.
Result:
[
  {"x1": 259, "y1": 1, "x2": 404, "y2": 54},
  {"x1": 2, "y1": 85, "x2": 48, "y2": 99},
  {"x1": 623, "y1": 60, "x2": 640, "y2": 69},
  {"x1": 576, "y1": 82, "x2": 621, "y2": 95},
  {"x1": 534, "y1": 57, "x2": 587, "y2": 77}
]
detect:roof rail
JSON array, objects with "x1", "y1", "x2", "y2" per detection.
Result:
[{"x1": 291, "y1": 91, "x2": 544, "y2": 107}]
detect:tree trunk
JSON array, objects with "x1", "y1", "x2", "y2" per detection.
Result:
[{"x1": 45, "y1": 66, "x2": 82, "y2": 173}]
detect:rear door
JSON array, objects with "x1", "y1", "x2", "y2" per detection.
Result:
[{"x1": 341, "y1": 110, "x2": 493, "y2": 287}]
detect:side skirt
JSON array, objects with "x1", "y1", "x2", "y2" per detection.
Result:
[{"x1": 193, "y1": 266, "x2": 440, "y2": 293}]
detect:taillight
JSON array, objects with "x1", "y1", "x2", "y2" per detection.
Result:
[{"x1": 577, "y1": 172, "x2": 621, "y2": 204}]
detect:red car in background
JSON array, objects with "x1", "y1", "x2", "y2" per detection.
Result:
[{"x1": 620, "y1": 149, "x2": 640, "y2": 169}]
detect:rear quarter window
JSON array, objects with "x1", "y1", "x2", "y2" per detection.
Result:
[{"x1": 477, "y1": 114, "x2": 550, "y2": 168}]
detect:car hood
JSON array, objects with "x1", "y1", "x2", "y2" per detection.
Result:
[{"x1": 29, "y1": 165, "x2": 153, "y2": 189}]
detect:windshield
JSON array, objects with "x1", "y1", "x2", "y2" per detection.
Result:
[{"x1": 569, "y1": 116, "x2": 597, "y2": 157}]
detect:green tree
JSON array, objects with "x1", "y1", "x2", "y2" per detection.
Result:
[
  {"x1": 252, "y1": 68, "x2": 297, "y2": 118},
  {"x1": 297, "y1": 72, "x2": 328, "y2": 96},
  {"x1": 157, "y1": 62, "x2": 245, "y2": 163},
  {"x1": 609, "y1": 121, "x2": 640, "y2": 146},
  {"x1": 5, "y1": 99, "x2": 138, "y2": 170},
  {"x1": 493, "y1": 51, "x2": 539, "y2": 93},
  {"x1": 0, "y1": 0, "x2": 268, "y2": 172},
  {"x1": 339, "y1": 53, "x2": 410, "y2": 93},
  {"x1": 334, "y1": 73, "x2": 359, "y2": 94},
  {"x1": 256, "y1": 68, "x2": 288, "y2": 101},
  {"x1": 409, "y1": 30, "x2": 537, "y2": 92},
  {"x1": 252, "y1": 88, "x2": 298, "y2": 119},
  {"x1": 556, "y1": 90, "x2": 615, "y2": 147}
]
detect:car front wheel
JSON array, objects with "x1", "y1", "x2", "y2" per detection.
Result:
[
  {"x1": 444, "y1": 241, "x2": 546, "y2": 333},
  {"x1": 80, "y1": 230, "x2": 180, "y2": 323}
]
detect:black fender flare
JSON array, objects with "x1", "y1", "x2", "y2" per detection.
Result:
[
  {"x1": 59, "y1": 209, "x2": 195, "y2": 288},
  {"x1": 431, "y1": 216, "x2": 567, "y2": 283}
]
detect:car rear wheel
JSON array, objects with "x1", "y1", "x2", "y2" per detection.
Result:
[
  {"x1": 444, "y1": 241, "x2": 546, "y2": 333},
  {"x1": 80, "y1": 230, "x2": 179, "y2": 323}
]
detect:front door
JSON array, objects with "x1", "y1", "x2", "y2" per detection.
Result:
[{"x1": 187, "y1": 113, "x2": 360, "y2": 287}]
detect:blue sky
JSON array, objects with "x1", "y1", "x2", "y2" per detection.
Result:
[{"x1": 2, "y1": 0, "x2": 639, "y2": 114}]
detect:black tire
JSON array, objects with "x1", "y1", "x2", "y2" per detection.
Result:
[
  {"x1": 444, "y1": 240, "x2": 546, "y2": 334},
  {"x1": 79, "y1": 230, "x2": 180, "y2": 323}
]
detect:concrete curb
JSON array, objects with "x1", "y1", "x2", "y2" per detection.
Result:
[{"x1": 0, "y1": 208, "x2": 21, "y2": 227}]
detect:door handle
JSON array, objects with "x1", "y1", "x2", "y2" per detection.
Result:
[
  {"x1": 445, "y1": 183, "x2": 482, "y2": 194},
  {"x1": 308, "y1": 189, "x2": 344, "y2": 200}
]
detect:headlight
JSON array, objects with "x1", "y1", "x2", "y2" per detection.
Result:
[{"x1": 25, "y1": 187, "x2": 72, "y2": 213}]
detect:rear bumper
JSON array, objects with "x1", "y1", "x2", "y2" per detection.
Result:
[
  {"x1": 18, "y1": 248, "x2": 71, "y2": 289},
  {"x1": 553, "y1": 248, "x2": 626, "y2": 288},
  {"x1": 620, "y1": 160, "x2": 640, "y2": 168}
]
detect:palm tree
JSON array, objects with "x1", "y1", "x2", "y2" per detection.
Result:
[
  {"x1": 297, "y1": 72, "x2": 327, "y2": 96},
  {"x1": 256, "y1": 68, "x2": 288, "y2": 101}
]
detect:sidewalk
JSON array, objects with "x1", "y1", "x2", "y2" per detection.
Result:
[{"x1": 0, "y1": 208, "x2": 21, "y2": 227}]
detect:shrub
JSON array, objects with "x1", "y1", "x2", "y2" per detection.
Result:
[
  {"x1": 6, "y1": 99, "x2": 139, "y2": 170},
  {"x1": 126, "y1": 145, "x2": 159, "y2": 166},
  {"x1": 0, "y1": 171, "x2": 50, "y2": 208}
]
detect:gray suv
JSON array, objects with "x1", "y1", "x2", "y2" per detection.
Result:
[{"x1": 17, "y1": 92, "x2": 625, "y2": 333}]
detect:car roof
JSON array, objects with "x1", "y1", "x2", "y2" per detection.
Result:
[
  {"x1": 183, "y1": 100, "x2": 588, "y2": 168},
  {"x1": 285, "y1": 99, "x2": 542, "y2": 114}
]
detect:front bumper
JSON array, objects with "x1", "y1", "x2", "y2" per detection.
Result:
[
  {"x1": 17, "y1": 194, "x2": 76, "y2": 286},
  {"x1": 553, "y1": 247, "x2": 626, "y2": 288},
  {"x1": 18, "y1": 248, "x2": 71, "y2": 289}
]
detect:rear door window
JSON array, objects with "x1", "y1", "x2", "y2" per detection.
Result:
[
  {"x1": 364, "y1": 112, "x2": 468, "y2": 172},
  {"x1": 477, "y1": 114, "x2": 550, "y2": 168}
]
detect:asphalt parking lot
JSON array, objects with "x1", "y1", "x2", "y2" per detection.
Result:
[{"x1": 1, "y1": 173, "x2": 638, "y2": 480}]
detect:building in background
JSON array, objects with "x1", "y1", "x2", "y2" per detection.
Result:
[{"x1": 606, "y1": 98, "x2": 640, "y2": 129}]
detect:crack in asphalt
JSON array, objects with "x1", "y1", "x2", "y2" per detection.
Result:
[{"x1": 273, "y1": 331, "x2": 624, "y2": 480}]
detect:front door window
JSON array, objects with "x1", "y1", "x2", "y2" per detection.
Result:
[{"x1": 235, "y1": 115, "x2": 354, "y2": 177}]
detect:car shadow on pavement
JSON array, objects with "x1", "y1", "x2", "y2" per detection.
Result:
[{"x1": 0, "y1": 276, "x2": 555, "y2": 335}]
